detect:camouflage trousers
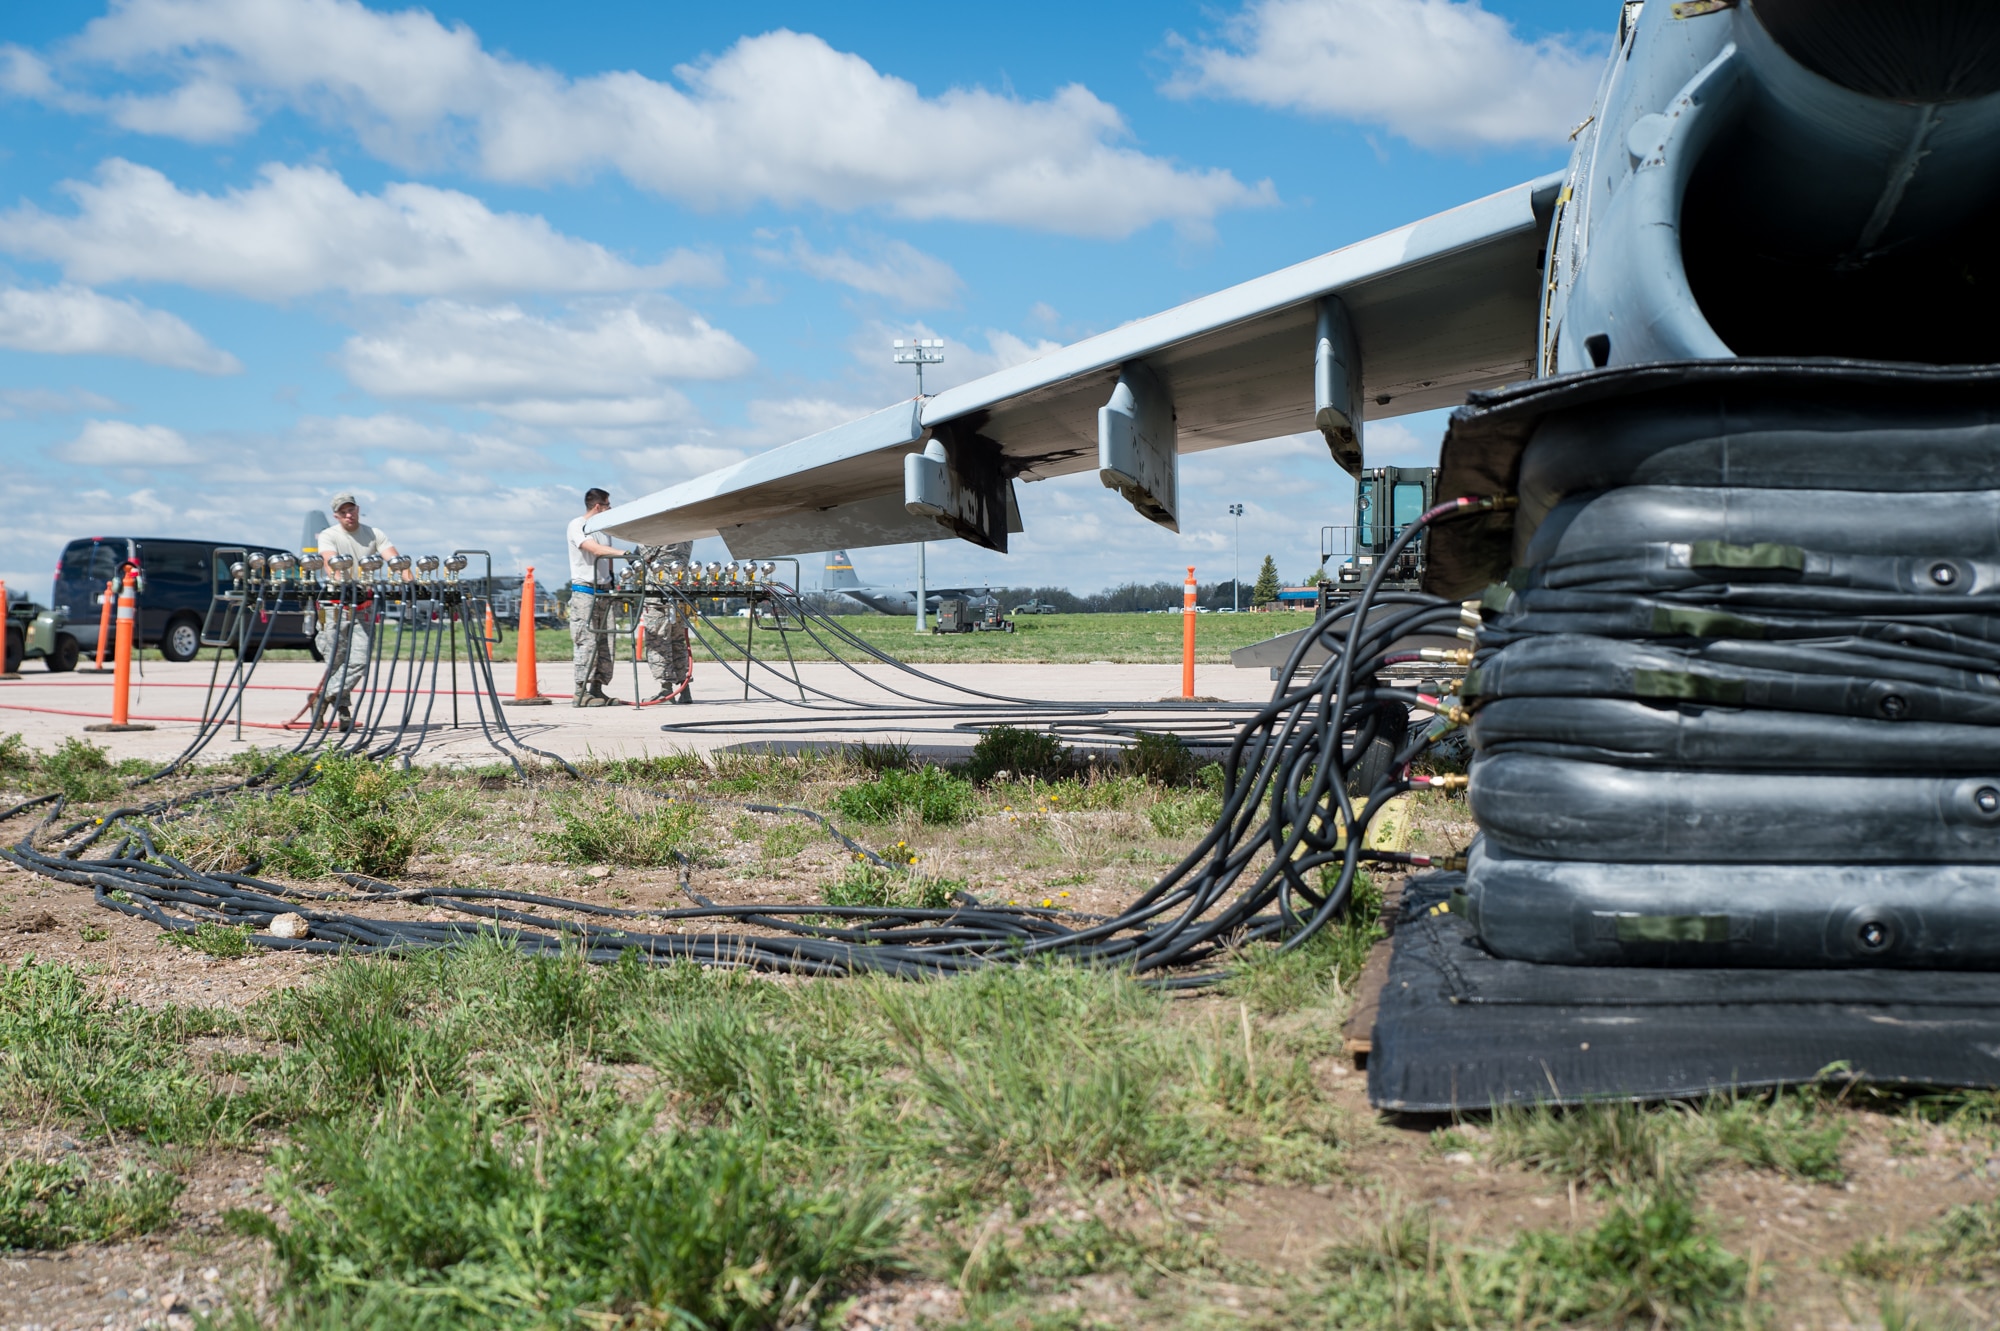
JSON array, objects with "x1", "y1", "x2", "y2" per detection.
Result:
[
  {"x1": 567, "y1": 591, "x2": 615, "y2": 692},
  {"x1": 312, "y1": 615, "x2": 370, "y2": 703},
  {"x1": 641, "y1": 599, "x2": 691, "y2": 695}
]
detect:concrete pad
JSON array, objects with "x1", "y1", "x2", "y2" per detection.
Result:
[{"x1": 0, "y1": 656, "x2": 1273, "y2": 767}]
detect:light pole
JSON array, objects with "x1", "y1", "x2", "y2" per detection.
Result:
[
  {"x1": 894, "y1": 339, "x2": 945, "y2": 631},
  {"x1": 893, "y1": 338, "x2": 945, "y2": 396},
  {"x1": 1228, "y1": 504, "x2": 1244, "y2": 612}
]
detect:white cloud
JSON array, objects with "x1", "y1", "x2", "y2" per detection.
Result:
[
  {"x1": 338, "y1": 298, "x2": 755, "y2": 424},
  {"x1": 1164, "y1": 0, "x2": 1602, "y2": 150},
  {"x1": 755, "y1": 230, "x2": 963, "y2": 308},
  {"x1": 60, "y1": 418, "x2": 200, "y2": 466},
  {"x1": 30, "y1": 1, "x2": 1271, "y2": 237},
  {"x1": 0, "y1": 283, "x2": 240, "y2": 373},
  {"x1": 0, "y1": 159, "x2": 720, "y2": 300},
  {"x1": 0, "y1": 386, "x2": 124, "y2": 417},
  {"x1": 108, "y1": 77, "x2": 252, "y2": 139},
  {"x1": 746, "y1": 397, "x2": 879, "y2": 442}
]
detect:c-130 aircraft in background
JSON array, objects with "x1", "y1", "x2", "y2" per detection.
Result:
[{"x1": 605, "y1": 0, "x2": 2000, "y2": 1109}]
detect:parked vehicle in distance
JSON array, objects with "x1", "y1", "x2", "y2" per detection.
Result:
[
  {"x1": 4, "y1": 591, "x2": 80, "y2": 673},
  {"x1": 52, "y1": 536, "x2": 318, "y2": 662},
  {"x1": 1011, "y1": 600, "x2": 1059, "y2": 615}
]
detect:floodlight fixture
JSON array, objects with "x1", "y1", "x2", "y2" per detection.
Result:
[{"x1": 892, "y1": 337, "x2": 945, "y2": 394}]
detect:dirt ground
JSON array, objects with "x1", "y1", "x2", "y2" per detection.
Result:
[{"x1": 4, "y1": 773, "x2": 1999, "y2": 1329}]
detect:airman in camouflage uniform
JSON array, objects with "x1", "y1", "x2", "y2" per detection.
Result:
[{"x1": 640, "y1": 541, "x2": 695, "y2": 704}]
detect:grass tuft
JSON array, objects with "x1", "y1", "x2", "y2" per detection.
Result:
[
  {"x1": 234, "y1": 1100, "x2": 900, "y2": 1330},
  {"x1": 0, "y1": 1157, "x2": 183, "y2": 1250},
  {"x1": 158, "y1": 921, "x2": 257, "y2": 959},
  {"x1": 966, "y1": 727, "x2": 1070, "y2": 784},
  {"x1": 536, "y1": 792, "x2": 705, "y2": 867},
  {"x1": 1319, "y1": 1187, "x2": 1745, "y2": 1329},
  {"x1": 833, "y1": 766, "x2": 978, "y2": 825},
  {"x1": 825, "y1": 862, "x2": 960, "y2": 911}
]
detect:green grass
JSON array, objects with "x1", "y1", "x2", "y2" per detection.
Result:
[
  {"x1": 153, "y1": 752, "x2": 464, "y2": 878},
  {"x1": 233, "y1": 1101, "x2": 900, "y2": 1330},
  {"x1": 966, "y1": 726, "x2": 1071, "y2": 783},
  {"x1": 1847, "y1": 1196, "x2": 2000, "y2": 1283},
  {"x1": 1486, "y1": 1092, "x2": 1847, "y2": 1189},
  {"x1": 833, "y1": 765, "x2": 978, "y2": 824},
  {"x1": 823, "y1": 861, "x2": 959, "y2": 911},
  {"x1": 698, "y1": 610, "x2": 1299, "y2": 664},
  {"x1": 1318, "y1": 1187, "x2": 1748, "y2": 1330},
  {"x1": 535, "y1": 791, "x2": 707, "y2": 867},
  {"x1": 0, "y1": 1156, "x2": 183, "y2": 1250},
  {"x1": 0, "y1": 736, "x2": 126, "y2": 802},
  {"x1": 158, "y1": 921, "x2": 258, "y2": 958}
]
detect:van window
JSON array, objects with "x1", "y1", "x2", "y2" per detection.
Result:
[{"x1": 137, "y1": 541, "x2": 208, "y2": 589}]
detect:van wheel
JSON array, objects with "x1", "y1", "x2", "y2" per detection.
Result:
[
  {"x1": 160, "y1": 615, "x2": 202, "y2": 663},
  {"x1": 45, "y1": 634, "x2": 79, "y2": 672}
]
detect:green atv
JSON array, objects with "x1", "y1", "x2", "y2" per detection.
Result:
[{"x1": 4, "y1": 593, "x2": 81, "y2": 674}]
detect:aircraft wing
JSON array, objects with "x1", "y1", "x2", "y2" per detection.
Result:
[{"x1": 599, "y1": 169, "x2": 1565, "y2": 557}]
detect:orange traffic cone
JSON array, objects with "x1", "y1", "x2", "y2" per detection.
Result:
[
  {"x1": 85, "y1": 568, "x2": 154, "y2": 732},
  {"x1": 504, "y1": 566, "x2": 551, "y2": 706},
  {"x1": 87, "y1": 576, "x2": 116, "y2": 671}
]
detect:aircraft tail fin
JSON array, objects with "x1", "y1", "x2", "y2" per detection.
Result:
[
  {"x1": 822, "y1": 550, "x2": 862, "y2": 591},
  {"x1": 303, "y1": 510, "x2": 330, "y2": 554}
]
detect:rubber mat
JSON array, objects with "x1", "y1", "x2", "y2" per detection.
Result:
[{"x1": 1366, "y1": 876, "x2": 2000, "y2": 1111}]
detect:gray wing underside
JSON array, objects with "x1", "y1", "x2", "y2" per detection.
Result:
[{"x1": 599, "y1": 171, "x2": 1563, "y2": 554}]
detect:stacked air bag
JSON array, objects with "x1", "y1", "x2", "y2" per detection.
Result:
[{"x1": 1456, "y1": 367, "x2": 2000, "y2": 967}]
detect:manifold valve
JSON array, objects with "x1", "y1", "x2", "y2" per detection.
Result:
[
  {"x1": 327, "y1": 554, "x2": 355, "y2": 573},
  {"x1": 245, "y1": 552, "x2": 267, "y2": 575},
  {"x1": 299, "y1": 553, "x2": 325, "y2": 573},
  {"x1": 443, "y1": 555, "x2": 468, "y2": 573},
  {"x1": 268, "y1": 552, "x2": 297, "y2": 574},
  {"x1": 359, "y1": 554, "x2": 385, "y2": 574},
  {"x1": 387, "y1": 554, "x2": 412, "y2": 574},
  {"x1": 415, "y1": 555, "x2": 440, "y2": 573},
  {"x1": 761, "y1": 561, "x2": 776, "y2": 577},
  {"x1": 228, "y1": 561, "x2": 246, "y2": 581}
]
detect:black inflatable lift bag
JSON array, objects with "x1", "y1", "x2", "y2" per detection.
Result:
[
  {"x1": 1368, "y1": 876, "x2": 2000, "y2": 1110},
  {"x1": 1463, "y1": 839, "x2": 2000, "y2": 968},
  {"x1": 1470, "y1": 752, "x2": 2000, "y2": 862},
  {"x1": 1525, "y1": 486, "x2": 2000, "y2": 573},
  {"x1": 1471, "y1": 696, "x2": 2000, "y2": 771},
  {"x1": 1425, "y1": 359, "x2": 2000, "y2": 601},
  {"x1": 1466, "y1": 635, "x2": 2000, "y2": 727}
]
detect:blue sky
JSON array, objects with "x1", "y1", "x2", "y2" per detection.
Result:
[{"x1": 0, "y1": 0, "x2": 1609, "y2": 602}]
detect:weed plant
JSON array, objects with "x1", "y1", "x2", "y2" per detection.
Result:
[
  {"x1": 537, "y1": 792, "x2": 705, "y2": 867},
  {"x1": 1123, "y1": 732, "x2": 1201, "y2": 786},
  {"x1": 849, "y1": 738, "x2": 914, "y2": 772},
  {"x1": 833, "y1": 766, "x2": 977, "y2": 824},
  {"x1": 824, "y1": 862, "x2": 958, "y2": 911},
  {"x1": 157, "y1": 921, "x2": 257, "y2": 959},
  {"x1": 966, "y1": 726, "x2": 1070, "y2": 783},
  {"x1": 32, "y1": 737, "x2": 122, "y2": 803},
  {"x1": 154, "y1": 753, "x2": 459, "y2": 878},
  {"x1": 0, "y1": 1157, "x2": 183, "y2": 1249},
  {"x1": 0, "y1": 732, "x2": 30, "y2": 783}
]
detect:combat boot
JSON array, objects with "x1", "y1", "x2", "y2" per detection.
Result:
[{"x1": 588, "y1": 684, "x2": 629, "y2": 707}]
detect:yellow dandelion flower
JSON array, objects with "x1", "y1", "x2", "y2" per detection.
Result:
[
  {"x1": 1041, "y1": 898, "x2": 1054, "y2": 908},
  {"x1": 1059, "y1": 891, "x2": 1070, "y2": 898}
]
